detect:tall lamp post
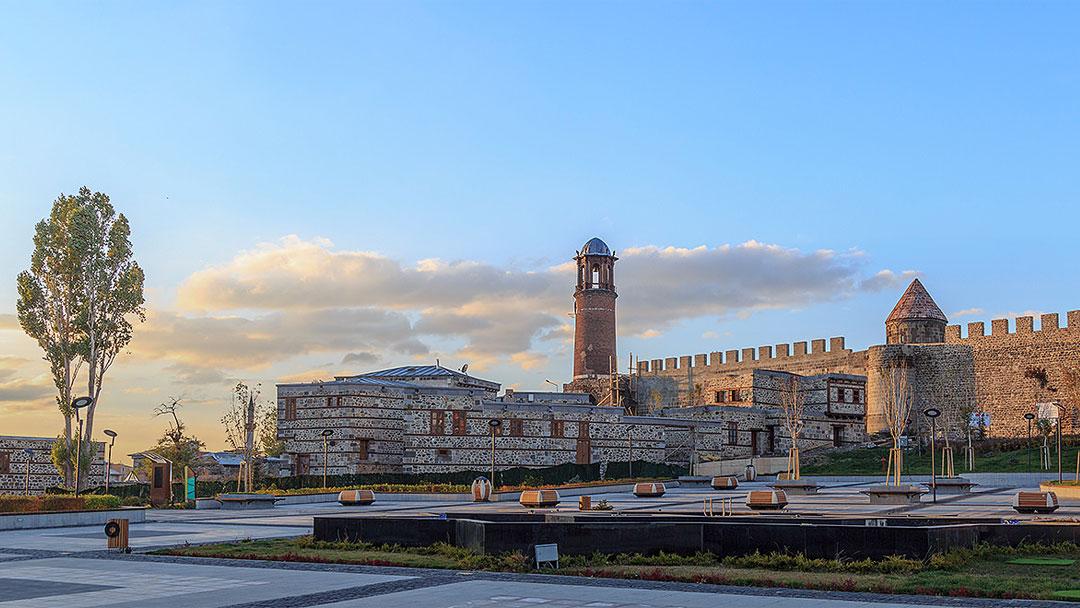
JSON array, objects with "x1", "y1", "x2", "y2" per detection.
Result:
[
  {"x1": 923, "y1": 407, "x2": 941, "y2": 503},
  {"x1": 71, "y1": 396, "x2": 94, "y2": 496},
  {"x1": 321, "y1": 429, "x2": 334, "y2": 489},
  {"x1": 102, "y1": 429, "x2": 117, "y2": 494},
  {"x1": 1024, "y1": 412, "x2": 1036, "y2": 473},
  {"x1": 23, "y1": 448, "x2": 33, "y2": 496},
  {"x1": 627, "y1": 427, "x2": 633, "y2": 479},
  {"x1": 1055, "y1": 402, "x2": 1063, "y2": 484},
  {"x1": 488, "y1": 419, "x2": 502, "y2": 489}
]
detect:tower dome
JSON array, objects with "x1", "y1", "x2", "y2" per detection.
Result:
[
  {"x1": 581, "y1": 237, "x2": 612, "y2": 257},
  {"x1": 886, "y1": 278, "x2": 948, "y2": 344}
]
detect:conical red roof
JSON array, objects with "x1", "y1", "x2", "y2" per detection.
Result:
[{"x1": 886, "y1": 278, "x2": 947, "y2": 323}]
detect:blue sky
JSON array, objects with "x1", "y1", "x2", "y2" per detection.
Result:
[{"x1": 2, "y1": 2, "x2": 1078, "y2": 454}]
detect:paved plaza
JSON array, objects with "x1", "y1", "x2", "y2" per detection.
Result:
[{"x1": 1, "y1": 474, "x2": 1077, "y2": 608}]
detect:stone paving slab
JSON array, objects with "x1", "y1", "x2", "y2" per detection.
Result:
[
  {"x1": 0, "y1": 557, "x2": 409, "y2": 608},
  {"x1": 0, "y1": 522, "x2": 309, "y2": 553},
  {"x1": 316, "y1": 579, "x2": 939, "y2": 608}
]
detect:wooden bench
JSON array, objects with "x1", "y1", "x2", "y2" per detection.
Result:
[
  {"x1": 711, "y1": 476, "x2": 739, "y2": 490},
  {"x1": 633, "y1": 482, "x2": 666, "y2": 498},
  {"x1": 1013, "y1": 491, "x2": 1059, "y2": 514},
  {"x1": 746, "y1": 489, "x2": 788, "y2": 510},
  {"x1": 338, "y1": 489, "x2": 376, "y2": 506},
  {"x1": 519, "y1": 489, "x2": 560, "y2": 508},
  {"x1": 217, "y1": 493, "x2": 280, "y2": 510}
]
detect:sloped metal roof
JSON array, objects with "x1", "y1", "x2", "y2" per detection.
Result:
[{"x1": 887, "y1": 278, "x2": 947, "y2": 322}]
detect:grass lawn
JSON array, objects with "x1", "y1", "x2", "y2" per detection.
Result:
[
  {"x1": 158, "y1": 537, "x2": 1080, "y2": 601},
  {"x1": 802, "y1": 443, "x2": 1080, "y2": 476}
]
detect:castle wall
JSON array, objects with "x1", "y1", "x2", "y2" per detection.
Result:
[
  {"x1": 636, "y1": 336, "x2": 867, "y2": 410},
  {"x1": 944, "y1": 312, "x2": 1080, "y2": 437},
  {"x1": 865, "y1": 344, "x2": 976, "y2": 438}
]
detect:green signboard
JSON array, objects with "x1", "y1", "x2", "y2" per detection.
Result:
[{"x1": 186, "y1": 477, "x2": 196, "y2": 500}]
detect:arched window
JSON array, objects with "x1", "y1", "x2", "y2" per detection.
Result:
[{"x1": 591, "y1": 265, "x2": 600, "y2": 288}]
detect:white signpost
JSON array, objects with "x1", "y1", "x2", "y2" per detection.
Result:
[{"x1": 534, "y1": 543, "x2": 559, "y2": 569}]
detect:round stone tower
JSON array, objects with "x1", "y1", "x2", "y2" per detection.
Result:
[
  {"x1": 573, "y1": 237, "x2": 618, "y2": 379},
  {"x1": 885, "y1": 278, "x2": 948, "y2": 344}
]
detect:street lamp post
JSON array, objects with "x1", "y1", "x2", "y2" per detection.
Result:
[
  {"x1": 627, "y1": 427, "x2": 633, "y2": 479},
  {"x1": 1024, "y1": 413, "x2": 1035, "y2": 473},
  {"x1": 923, "y1": 408, "x2": 941, "y2": 504},
  {"x1": 103, "y1": 430, "x2": 117, "y2": 494},
  {"x1": 321, "y1": 429, "x2": 334, "y2": 489},
  {"x1": 1056, "y1": 403, "x2": 1063, "y2": 484},
  {"x1": 71, "y1": 396, "x2": 94, "y2": 497},
  {"x1": 23, "y1": 448, "x2": 33, "y2": 496},
  {"x1": 488, "y1": 419, "x2": 502, "y2": 489}
]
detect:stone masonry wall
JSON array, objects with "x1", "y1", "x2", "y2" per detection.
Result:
[
  {"x1": 0, "y1": 436, "x2": 105, "y2": 495},
  {"x1": 402, "y1": 402, "x2": 667, "y2": 474},
  {"x1": 945, "y1": 311, "x2": 1080, "y2": 437},
  {"x1": 637, "y1": 336, "x2": 867, "y2": 410},
  {"x1": 865, "y1": 344, "x2": 977, "y2": 438}
]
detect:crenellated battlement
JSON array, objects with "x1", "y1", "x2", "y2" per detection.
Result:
[
  {"x1": 638, "y1": 336, "x2": 851, "y2": 374},
  {"x1": 945, "y1": 311, "x2": 1080, "y2": 342}
]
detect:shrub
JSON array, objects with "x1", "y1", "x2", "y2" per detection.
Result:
[
  {"x1": 121, "y1": 496, "x2": 146, "y2": 507},
  {"x1": 40, "y1": 495, "x2": 85, "y2": 511},
  {"x1": 0, "y1": 495, "x2": 41, "y2": 513},
  {"x1": 84, "y1": 495, "x2": 121, "y2": 510}
]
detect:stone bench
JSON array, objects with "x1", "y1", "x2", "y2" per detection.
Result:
[
  {"x1": 519, "y1": 489, "x2": 560, "y2": 508},
  {"x1": 1013, "y1": 491, "x2": 1059, "y2": 514},
  {"x1": 771, "y1": 479, "x2": 820, "y2": 495},
  {"x1": 711, "y1": 476, "x2": 739, "y2": 490},
  {"x1": 923, "y1": 477, "x2": 976, "y2": 495},
  {"x1": 217, "y1": 493, "x2": 280, "y2": 510},
  {"x1": 632, "y1": 482, "x2": 666, "y2": 498},
  {"x1": 746, "y1": 489, "x2": 788, "y2": 510},
  {"x1": 860, "y1": 484, "x2": 925, "y2": 505},
  {"x1": 338, "y1": 490, "x2": 376, "y2": 506}
]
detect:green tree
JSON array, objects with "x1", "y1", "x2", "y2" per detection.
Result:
[{"x1": 16, "y1": 188, "x2": 144, "y2": 487}]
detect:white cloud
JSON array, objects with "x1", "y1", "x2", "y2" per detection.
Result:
[
  {"x1": 858, "y1": 269, "x2": 922, "y2": 292},
  {"x1": 950, "y1": 308, "x2": 984, "y2": 319}
]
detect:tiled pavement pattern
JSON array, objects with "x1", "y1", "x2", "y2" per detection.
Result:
[{"x1": 1, "y1": 473, "x2": 1078, "y2": 608}]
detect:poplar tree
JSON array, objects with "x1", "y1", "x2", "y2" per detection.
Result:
[{"x1": 16, "y1": 187, "x2": 145, "y2": 487}]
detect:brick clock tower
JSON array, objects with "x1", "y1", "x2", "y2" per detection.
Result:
[{"x1": 572, "y1": 237, "x2": 618, "y2": 380}]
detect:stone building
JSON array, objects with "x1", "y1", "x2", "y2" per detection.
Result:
[{"x1": 0, "y1": 435, "x2": 105, "y2": 495}]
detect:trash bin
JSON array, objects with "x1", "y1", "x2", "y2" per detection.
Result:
[{"x1": 744, "y1": 464, "x2": 757, "y2": 481}]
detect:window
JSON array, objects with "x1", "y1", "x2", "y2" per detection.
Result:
[
  {"x1": 730, "y1": 389, "x2": 742, "y2": 402},
  {"x1": 0, "y1": 452, "x2": 9, "y2": 475},
  {"x1": 510, "y1": 419, "x2": 524, "y2": 437},
  {"x1": 284, "y1": 398, "x2": 297, "y2": 421},
  {"x1": 836, "y1": 388, "x2": 846, "y2": 403},
  {"x1": 591, "y1": 265, "x2": 600, "y2": 288},
  {"x1": 715, "y1": 391, "x2": 726, "y2": 403},
  {"x1": 832, "y1": 425, "x2": 844, "y2": 448},
  {"x1": 578, "y1": 420, "x2": 590, "y2": 438},
  {"x1": 452, "y1": 411, "x2": 466, "y2": 435},
  {"x1": 430, "y1": 411, "x2": 446, "y2": 435},
  {"x1": 853, "y1": 388, "x2": 862, "y2": 403},
  {"x1": 436, "y1": 448, "x2": 452, "y2": 463},
  {"x1": 326, "y1": 396, "x2": 332, "y2": 407},
  {"x1": 551, "y1": 420, "x2": 564, "y2": 437},
  {"x1": 727, "y1": 421, "x2": 739, "y2": 446},
  {"x1": 357, "y1": 439, "x2": 369, "y2": 461}
]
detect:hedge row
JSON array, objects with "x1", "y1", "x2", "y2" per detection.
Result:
[{"x1": 0, "y1": 494, "x2": 122, "y2": 513}]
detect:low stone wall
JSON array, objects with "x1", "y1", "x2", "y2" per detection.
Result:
[
  {"x1": 1040, "y1": 483, "x2": 1080, "y2": 500},
  {"x1": 314, "y1": 513, "x2": 1078, "y2": 559},
  {"x1": 0, "y1": 506, "x2": 146, "y2": 530}
]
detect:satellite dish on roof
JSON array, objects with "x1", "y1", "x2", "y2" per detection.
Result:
[{"x1": 461, "y1": 363, "x2": 469, "y2": 373}]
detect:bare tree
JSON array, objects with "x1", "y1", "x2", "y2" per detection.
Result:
[
  {"x1": 879, "y1": 359, "x2": 915, "y2": 486},
  {"x1": 152, "y1": 397, "x2": 204, "y2": 483},
  {"x1": 777, "y1": 374, "x2": 805, "y2": 480}
]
